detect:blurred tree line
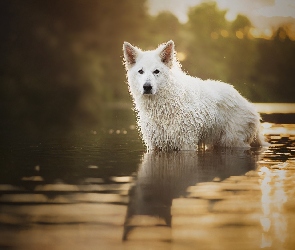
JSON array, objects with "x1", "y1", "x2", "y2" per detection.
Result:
[{"x1": 0, "y1": 0, "x2": 294, "y2": 133}]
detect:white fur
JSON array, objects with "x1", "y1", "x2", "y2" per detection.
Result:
[{"x1": 123, "y1": 40, "x2": 264, "y2": 151}]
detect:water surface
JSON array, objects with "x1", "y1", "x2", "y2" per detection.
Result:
[{"x1": 0, "y1": 103, "x2": 294, "y2": 249}]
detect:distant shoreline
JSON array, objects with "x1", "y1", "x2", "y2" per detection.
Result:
[{"x1": 254, "y1": 103, "x2": 295, "y2": 114}]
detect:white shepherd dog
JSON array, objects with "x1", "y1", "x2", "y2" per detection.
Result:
[{"x1": 123, "y1": 40, "x2": 265, "y2": 151}]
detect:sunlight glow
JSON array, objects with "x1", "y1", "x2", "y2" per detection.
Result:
[
  {"x1": 211, "y1": 32, "x2": 219, "y2": 40},
  {"x1": 259, "y1": 167, "x2": 288, "y2": 248},
  {"x1": 261, "y1": 233, "x2": 273, "y2": 248},
  {"x1": 261, "y1": 123, "x2": 273, "y2": 136},
  {"x1": 236, "y1": 31, "x2": 244, "y2": 39},
  {"x1": 261, "y1": 123, "x2": 272, "y2": 129},
  {"x1": 220, "y1": 30, "x2": 229, "y2": 37},
  {"x1": 273, "y1": 170, "x2": 288, "y2": 243},
  {"x1": 148, "y1": 0, "x2": 203, "y2": 23},
  {"x1": 254, "y1": 0, "x2": 295, "y2": 18},
  {"x1": 250, "y1": 28, "x2": 273, "y2": 39},
  {"x1": 177, "y1": 52, "x2": 187, "y2": 61},
  {"x1": 148, "y1": 0, "x2": 295, "y2": 38},
  {"x1": 225, "y1": 10, "x2": 237, "y2": 22},
  {"x1": 260, "y1": 217, "x2": 271, "y2": 232},
  {"x1": 254, "y1": 103, "x2": 295, "y2": 114}
]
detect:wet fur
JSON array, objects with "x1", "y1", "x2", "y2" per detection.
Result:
[{"x1": 123, "y1": 40, "x2": 265, "y2": 151}]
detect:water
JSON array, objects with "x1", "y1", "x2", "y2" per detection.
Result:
[{"x1": 0, "y1": 103, "x2": 294, "y2": 249}]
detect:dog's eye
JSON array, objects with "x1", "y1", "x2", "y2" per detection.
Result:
[
  {"x1": 153, "y1": 69, "x2": 160, "y2": 74},
  {"x1": 138, "y1": 69, "x2": 144, "y2": 74}
]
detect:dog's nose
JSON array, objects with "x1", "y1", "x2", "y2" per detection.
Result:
[{"x1": 143, "y1": 83, "x2": 152, "y2": 94}]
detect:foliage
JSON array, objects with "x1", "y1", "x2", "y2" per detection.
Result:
[
  {"x1": 0, "y1": 1, "x2": 294, "y2": 133},
  {"x1": 183, "y1": 2, "x2": 229, "y2": 80},
  {"x1": 254, "y1": 27, "x2": 295, "y2": 102}
]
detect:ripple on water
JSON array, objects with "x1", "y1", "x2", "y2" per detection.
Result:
[{"x1": 0, "y1": 123, "x2": 295, "y2": 249}]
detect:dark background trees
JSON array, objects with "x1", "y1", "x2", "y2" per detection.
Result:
[{"x1": 0, "y1": 0, "x2": 294, "y2": 133}]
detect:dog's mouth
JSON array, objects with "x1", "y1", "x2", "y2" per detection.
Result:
[{"x1": 143, "y1": 90, "x2": 153, "y2": 95}]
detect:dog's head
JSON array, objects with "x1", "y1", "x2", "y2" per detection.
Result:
[{"x1": 123, "y1": 41, "x2": 176, "y2": 95}]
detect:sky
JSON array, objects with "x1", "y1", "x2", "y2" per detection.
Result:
[{"x1": 148, "y1": 0, "x2": 295, "y2": 30}]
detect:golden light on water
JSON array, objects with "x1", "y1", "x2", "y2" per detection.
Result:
[
  {"x1": 259, "y1": 166, "x2": 288, "y2": 248},
  {"x1": 261, "y1": 123, "x2": 272, "y2": 129},
  {"x1": 260, "y1": 123, "x2": 295, "y2": 135},
  {"x1": 255, "y1": 103, "x2": 295, "y2": 114},
  {"x1": 260, "y1": 217, "x2": 271, "y2": 232}
]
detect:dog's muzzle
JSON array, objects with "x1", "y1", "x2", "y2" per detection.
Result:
[{"x1": 143, "y1": 82, "x2": 153, "y2": 94}]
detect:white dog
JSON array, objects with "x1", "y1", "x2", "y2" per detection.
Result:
[{"x1": 123, "y1": 40, "x2": 265, "y2": 151}]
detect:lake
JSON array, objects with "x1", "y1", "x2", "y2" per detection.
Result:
[{"x1": 0, "y1": 103, "x2": 294, "y2": 249}]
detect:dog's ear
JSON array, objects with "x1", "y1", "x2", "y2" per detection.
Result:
[
  {"x1": 123, "y1": 42, "x2": 139, "y2": 69},
  {"x1": 159, "y1": 40, "x2": 174, "y2": 68}
]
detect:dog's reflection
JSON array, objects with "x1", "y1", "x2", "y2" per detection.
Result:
[{"x1": 123, "y1": 149, "x2": 261, "y2": 240}]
